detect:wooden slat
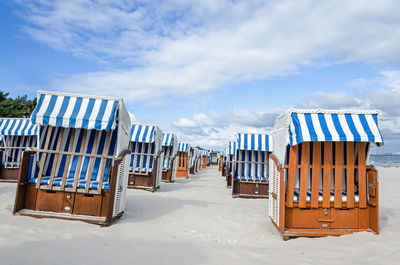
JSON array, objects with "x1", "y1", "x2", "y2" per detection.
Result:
[
  {"x1": 48, "y1": 127, "x2": 64, "y2": 189},
  {"x1": 130, "y1": 152, "x2": 156, "y2": 156},
  {"x1": 358, "y1": 142, "x2": 367, "y2": 208},
  {"x1": 286, "y1": 145, "x2": 298, "y2": 208},
  {"x1": 322, "y1": 142, "x2": 332, "y2": 208},
  {"x1": 334, "y1": 142, "x2": 343, "y2": 208},
  {"x1": 311, "y1": 142, "x2": 321, "y2": 208},
  {"x1": 283, "y1": 164, "x2": 372, "y2": 170},
  {"x1": 346, "y1": 142, "x2": 355, "y2": 208},
  {"x1": 72, "y1": 131, "x2": 87, "y2": 192},
  {"x1": 140, "y1": 142, "x2": 145, "y2": 171},
  {"x1": 97, "y1": 131, "x2": 112, "y2": 192},
  {"x1": 132, "y1": 142, "x2": 139, "y2": 170},
  {"x1": 61, "y1": 129, "x2": 76, "y2": 191},
  {"x1": 299, "y1": 142, "x2": 309, "y2": 208},
  {"x1": 4, "y1": 136, "x2": 11, "y2": 169},
  {"x1": 36, "y1": 126, "x2": 53, "y2": 188},
  {"x1": 30, "y1": 148, "x2": 116, "y2": 159},
  {"x1": 10, "y1": 136, "x2": 17, "y2": 168},
  {"x1": 0, "y1": 146, "x2": 28, "y2": 150},
  {"x1": 85, "y1": 131, "x2": 100, "y2": 193}
]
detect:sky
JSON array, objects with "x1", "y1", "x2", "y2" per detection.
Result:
[{"x1": 1, "y1": 0, "x2": 400, "y2": 153}]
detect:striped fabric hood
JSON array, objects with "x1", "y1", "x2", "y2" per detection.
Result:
[
  {"x1": 288, "y1": 109, "x2": 383, "y2": 146},
  {"x1": 130, "y1": 124, "x2": 160, "y2": 143},
  {"x1": 237, "y1": 133, "x2": 272, "y2": 151},
  {"x1": 228, "y1": 141, "x2": 237, "y2": 155},
  {"x1": 0, "y1": 118, "x2": 37, "y2": 136},
  {"x1": 31, "y1": 91, "x2": 130, "y2": 132},
  {"x1": 162, "y1": 132, "x2": 177, "y2": 147},
  {"x1": 177, "y1": 142, "x2": 190, "y2": 152}
]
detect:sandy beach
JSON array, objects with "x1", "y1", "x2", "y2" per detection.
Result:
[{"x1": 0, "y1": 165, "x2": 399, "y2": 265}]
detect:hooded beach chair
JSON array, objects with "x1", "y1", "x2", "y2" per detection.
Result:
[
  {"x1": 189, "y1": 147, "x2": 196, "y2": 174},
  {"x1": 176, "y1": 142, "x2": 191, "y2": 179},
  {"x1": 127, "y1": 124, "x2": 163, "y2": 191},
  {"x1": 192, "y1": 148, "x2": 202, "y2": 173},
  {"x1": 232, "y1": 133, "x2": 272, "y2": 198},
  {"x1": 218, "y1": 150, "x2": 226, "y2": 172},
  {"x1": 0, "y1": 118, "x2": 37, "y2": 182},
  {"x1": 13, "y1": 91, "x2": 131, "y2": 226},
  {"x1": 210, "y1": 152, "x2": 218, "y2": 165},
  {"x1": 201, "y1": 151, "x2": 209, "y2": 169},
  {"x1": 225, "y1": 142, "x2": 236, "y2": 187},
  {"x1": 161, "y1": 133, "x2": 178, "y2": 182},
  {"x1": 269, "y1": 109, "x2": 383, "y2": 239}
]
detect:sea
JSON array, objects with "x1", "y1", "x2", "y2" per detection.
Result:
[{"x1": 370, "y1": 153, "x2": 400, "y2": 167}]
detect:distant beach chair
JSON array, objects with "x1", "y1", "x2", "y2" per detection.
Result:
[
  {"x1": 176, "y1": 142, "x2": 191, "y2": 179},
  {"x1": 269, "y1": 109, "x2": 382, "y2": 239},
  {"x1": 161, "y1": 133, "x2": 178, "y2": 182},
  {"x1": 201, "y1": 150, "x2": 209, "y2": 169},
  {"x1": 210, "y1": 151, "x2": 218, "y2": 165},
  {"x1": 219, "y1": 149, "x2": 226, "y2": 174},
  {"x1": 127, "y1": 124, "x2": 163, "y2": 191},
  {"x1": 198, "y1": 149, "x2": 203, "y2": 171},
  {"x1": 225, "y1": 141, "x2": 236, "y2": 187},
  {"x1": 0, "y1": 118, "x2": 37, "y2": 182},
  {"x1": 232, "y1": 133, "x2": 272, "y2": 199},
  {"x1": 192, "y1": 148, "x2": 202, "y2": 173},
  {"x1": 188, "y1": 147, "x2": 197, "y2": 174},
  {"x1": 13, "y1": 91, "x2": 131, "y2": 226}
]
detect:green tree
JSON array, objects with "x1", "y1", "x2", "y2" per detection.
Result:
[{"x1": 0, "y1": 91, "x2": 37, "y2": 118}]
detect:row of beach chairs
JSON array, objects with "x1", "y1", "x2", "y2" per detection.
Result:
[
  {"x1": 1, "y1": 90, "x2": 210, "y2": 226},
  {"x1": 1, "y1": 90, "x2": 382, "y2": 240}
]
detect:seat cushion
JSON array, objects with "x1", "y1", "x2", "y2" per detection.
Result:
[
  {"x1": 2, "y1": 162, "x2": 19, "y2": 167},
  {"x1": 28, "y1": 177, "x2": 110, "y2": 190},
  {"x1": 293, "y1": 191, "x2": 360, "y2": 202}
]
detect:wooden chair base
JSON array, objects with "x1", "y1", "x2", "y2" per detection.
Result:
[
  {"x1": 226, "y1": 175, "x2": 232, "y2": 187},
  {"x1": 15, "y1": 209, "x2": 123, "y2": 226},
  {"x1": 0, "y1": 167, "x2": 20, "y2": 183},
  {"x1": 176, "y1": 169, "x2": 189, "y2": 179},
  {"x1": 280, "y1": 203, "x2": 378, "y2": 239},
  {"x1": 279, "y1": 227, "x2": 376, "y2": 240},
  {"x1": 14, "y1": 183, "x2": 117, "y2": 226},
  {"x1": 232, "y1": 179, "x2": 269, "y2": 198},
  {"x1": 127, "y1": 173, "x2": 159, "y2": 192},
  {"x1": 161, "y1": 170, "x2": 174, "y2": 182}
]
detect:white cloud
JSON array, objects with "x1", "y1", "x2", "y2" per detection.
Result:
[
  {"x1": 128, "y1": 111, "x2": 137, "y2": 123},
  {"x1": 299, "y1": 92, "x2": 362, "y2": 109},
  {"x1": 381, "y1": 70, "x2": 400, "y2": 92},
  {"x1": 173, "y1": 110, "x2": 279, "y2": 149},
  {"x1": 173, "y1": 69, "x2": 400, "y2": 151},
  {"x1": 193, "y1": 113, "x2": 215, "y2": 127},
  {"x1": 173, "y1": 118, "x2": 197, "y2": 128},
  {"x1": 11, "y1": 1, "x2": 400, "y2": 152},
  {"x1": 14, "y1": 0, "x2": 400, "y2": 102}
]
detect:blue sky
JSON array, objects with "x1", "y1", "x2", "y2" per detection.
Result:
[{"x1": 1, "y1": 0, "x2": 400, "y2": 152}]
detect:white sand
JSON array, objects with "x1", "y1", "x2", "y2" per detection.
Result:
[{"x1": 0, "y1": 166, "x2": 399, "y2": 265}]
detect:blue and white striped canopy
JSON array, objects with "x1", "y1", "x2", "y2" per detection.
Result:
[
  {"x1": 177, "y1": 142, "x2": 190, "y2": 152},
  {"x1": 289, "y1": 111, "x2": 384, "y2": 146},
  {"x1": 228, "y1": 141, "x2": 237, "y2": 155},
  {"x1": 237, "y1": 133, "x2": 272, "y2": 151},
  {"x1": 202, "y1": 150, "x2": 210, "y2": 156},
  {"x1": 162, "y1": 133, "x2": 176, "y2": 146},
  {"x1": 0, "y1": 118, "x2": 38, "y2": 136},
  {"x1": 130, "y1": 124, "x2": 156, "y2": 143},
  {"x1": 31, "y1": 91, "x2": 121, "y2": 131},
  {"x1": 220, "y1": 149, "x2": 226, "y2": 157}
]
